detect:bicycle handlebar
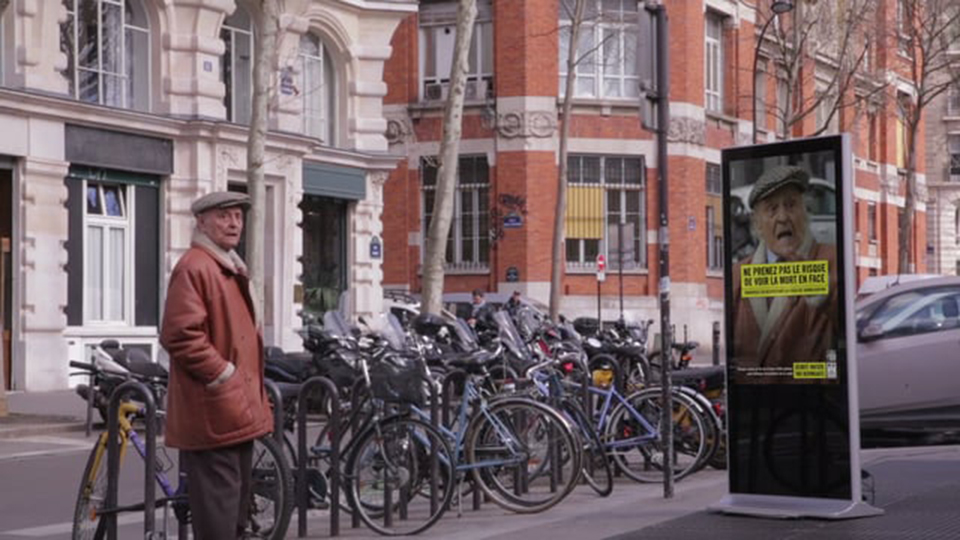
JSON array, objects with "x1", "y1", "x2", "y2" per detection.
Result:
[{"x1": 70, "y1": 360, "x2": 96, "y2": 372}]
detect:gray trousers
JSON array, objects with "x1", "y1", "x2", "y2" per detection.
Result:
[{"x1": 182, "y1": 440, "x2": 254, "y2": 540}]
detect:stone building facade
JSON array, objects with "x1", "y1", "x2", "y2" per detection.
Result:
[{"x1": 0, "y1": 0, "x2": 414, "y2": 391}]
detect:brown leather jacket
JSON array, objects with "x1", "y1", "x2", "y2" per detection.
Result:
[
  {"x1": 732, "y1": 239, "x2": 839, "y2": 376},
  {"x1": 160, "y1": 234, "x2": 273, "y2": 450}
]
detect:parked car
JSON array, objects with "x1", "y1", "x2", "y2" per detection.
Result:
[
  {"x1": 856, "y1": 276, "x2": 960, "y2": 431},
  {"x1": 856, "y1": 273, "x2": 942, "y2": 302}
]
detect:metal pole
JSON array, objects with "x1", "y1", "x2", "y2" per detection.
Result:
[
  {"x1": 713, "y1": 321, "x2": 721, "y2": 366},
  {"x1": 597, "y1": 278, "x2": 602, "y2": 325},
  {"x1": 618, "y1": 221, "x2": 625, "y2": 320},
  {"x1": 653, "y1": 4, "x2": 674, "y2": 499}
]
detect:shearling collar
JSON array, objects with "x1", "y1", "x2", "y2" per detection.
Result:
[{"x1": 191, "y1": 229, "x2": 249, "y2": 276}]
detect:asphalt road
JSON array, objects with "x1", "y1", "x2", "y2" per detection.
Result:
[{"x1": 0, "y1": 433, "x2": 182, "y2": 539}]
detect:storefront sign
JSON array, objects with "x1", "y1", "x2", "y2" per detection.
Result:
[{"x1": 370, "y1": 236, "x2": 382, "y2": 259}]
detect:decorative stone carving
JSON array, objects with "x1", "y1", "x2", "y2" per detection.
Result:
[
  {"x1": 496, "y1": 111, "x2": 557, "y2": 139},
  {"x1": 667, "y1": 117, "x2": 706, "y2": 145},
  {"x1": 385, "y1": 117, "x2": 413, "y2": 145},
  {"x1": 368, "y1": 171, "x2": 389, "y2": 206}
]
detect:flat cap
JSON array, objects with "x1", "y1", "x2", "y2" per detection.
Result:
[
  {"x1": 191, "y1": 191, "x2": 251, "y2": 215},
  {"x1": 748, "y1": 165, "x2": 809, "y2": 209}
]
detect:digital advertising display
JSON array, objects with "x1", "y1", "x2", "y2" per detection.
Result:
[{"x1": 712, "y1": 135, "x2": 882, "y2": 520}]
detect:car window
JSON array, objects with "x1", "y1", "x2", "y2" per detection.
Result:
[{"x1": 869, "y1": 287, "x2": 960, "y2": 338}]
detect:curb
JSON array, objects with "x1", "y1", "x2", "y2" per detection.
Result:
[{"x1": 0, "y1": 416, "x2": 90, "y2": 440}]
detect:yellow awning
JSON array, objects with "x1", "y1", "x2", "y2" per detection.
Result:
[{"x1": 565, "y1": 185, "x2": 603, "y2": 239}]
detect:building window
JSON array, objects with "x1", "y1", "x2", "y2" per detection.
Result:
[
  {"x1": 776, "y1": 76, "x2": 788, "y2": 135},
  {"x1": 221, "y1": 6, "x2": 253, "y2": 124},
  {"x1": 868, "y1": 111, "x2": 878, "y2": 161},
  {"x1": 60, "y1": 0, "x2": 151, "y2": 111},
  {"x1": 755, "y1": 60, "x2": 767, "y2": 132},
  {"x1": 706, "y1": 163, "x2": 723, "y2": 271},
  {"x1": 867, "y1": 202, "x2": 877, "y2": 243},
  {"x1": 565, "y1": 156, "x2": 646, "y2": 269},
  {"x1": 949, "y1": 85, "x2": 960, "y2": 117},
  {"x1": 705, "y1": 13, "x2": 724, "y2": 113},
  {"x1": 950, "y1": 135, "x2": 960, "y2": 177},
  {"x1": 421, "y1": 156, "x2": 490, "y2": 269},
  {"x1": 299, "y1": 33, "x2": 336, "y2": 145},
  {"x1": 558, "y1": 0, "x2": 640, "y2": 100},
  {"x1": 85, "y1": 182, "x2": 130, "y2": 322},
  {"x1": 420, "y1": 0, "x2": 493, "y2": 102}
]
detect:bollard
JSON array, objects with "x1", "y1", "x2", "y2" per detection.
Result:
[
  {"x1": 712, "y1": 321, "x2": 721, "y2": 366},
  {"x1": 297, "y1": 376, "x2": 340, "y2": 538},
  {"x1": 263, "y1": 378, "x2": 285, "y2": 447},
  {"x1": 105, "y1": 380, "x2": 157, "y2": 540}
]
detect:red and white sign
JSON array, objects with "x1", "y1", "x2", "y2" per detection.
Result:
[{"x1": 596, "y1": 254, "x2": 606, "y2": 281}]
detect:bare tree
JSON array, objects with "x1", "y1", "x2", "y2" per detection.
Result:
[
  {"x1": 246, "y1": 0, "x2": 281, "y2": 319},
  {"x1": 894, "y1": 0, "x2": 960, "y2": 272},
  {"x1": 756, "y1": 0, "x2": 883, "y2": 139},
  {"x1": 421, "y1": 0, "x2": 478, "y2": 315},
  {"x1": 549, "y1": 0, "x2": 588, "y2": 322}
]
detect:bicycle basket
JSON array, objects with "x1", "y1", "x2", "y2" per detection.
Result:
[{"x1": 369, "y1": 352, "x2": 427, "y2": 406}]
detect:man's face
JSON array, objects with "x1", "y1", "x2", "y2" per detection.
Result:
[
  {"x1": 197, "y1": 206, "x2": 245, "y2": 251},
  {"x1": 753, "y1": 186, "x2": 807, "y2": 259},
  {"x1": 473, "y1": 294, "x2": 483, "y2": 305}
]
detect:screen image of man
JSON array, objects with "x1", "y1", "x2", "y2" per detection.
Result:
[{"x1": 731, "y1": 165, "x2": 839, "y2": 378}]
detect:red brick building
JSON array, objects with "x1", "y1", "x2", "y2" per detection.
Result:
[{"x1": 379, "y1": 0, "x2": 926, "y2": 350}]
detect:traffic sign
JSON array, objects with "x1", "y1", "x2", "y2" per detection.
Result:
[{"x1": 596, "y1": 254, "x2": 606, "y2": 272}]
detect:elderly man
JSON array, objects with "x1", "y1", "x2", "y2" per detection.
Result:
[
  {"x1": 160, "y1": 191, "x2": 273, "y2": 539},
  {"x1": 731, "y1": 165, "x2": 839, "y2": 376}
]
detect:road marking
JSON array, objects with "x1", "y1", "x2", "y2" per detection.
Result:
[{"x1": 0, "y1": 510, "x2": 184, "y2": 538}]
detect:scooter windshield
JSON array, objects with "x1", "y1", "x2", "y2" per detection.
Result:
[
  {"x1": 322, "y1": 310, "x2": 352, "y2": 339},
  {"x1": 493, "y1": 311, "x2": 529, "y2": 361}
]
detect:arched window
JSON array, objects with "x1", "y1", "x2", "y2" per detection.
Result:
[
  {"x1": 60, "y1": 0, "x2": 151, "y2": 111},
  {"x1": 299, "y1": 33, "x2": 336, "y2": 145},
  {"x1": 221, "y1": 6, "x2": 253, "y2": 124}
]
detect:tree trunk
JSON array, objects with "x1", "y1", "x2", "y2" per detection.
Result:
[
  {"x1": 899, "y1": 118, "x2": 919, "y2": 273},
  {"x1": 421, "y1": 0, "x2": 478, "y2": 315},
  {"x1": 549, "y1": 0, "x2": 587, "y2": 322},
  {"x1": 246, "y1": 0, "x2": 279, "y2": 322}
]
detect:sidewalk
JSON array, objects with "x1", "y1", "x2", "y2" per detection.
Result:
[{"x1": 0, "y1": 389, "x2": 90, "y2": 439}]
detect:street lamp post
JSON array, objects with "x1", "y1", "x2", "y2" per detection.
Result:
[{"x1": 752, "y1": 0, "x2": 795, "y2": 144}]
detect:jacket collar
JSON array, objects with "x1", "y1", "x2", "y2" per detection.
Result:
[{"x1": 191, "y1": 229, "x2": 249, "y2": 276}]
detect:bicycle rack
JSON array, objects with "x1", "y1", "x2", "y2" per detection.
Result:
[
  {"x1": 349, "y1": 377, "x2": 366, "y2": 530},
  {"x1": 105, "y1": 380, "x2": 158, "y2": 540},
  {"x1": 263, "y1": 378, "x2": 285, "y2": 446},
  {"x1": 440, "y1": 369, "x2": 482, "y2": 511},
  {"x1": 296, "y1": 376, "x2": 340, "y2": 538}
]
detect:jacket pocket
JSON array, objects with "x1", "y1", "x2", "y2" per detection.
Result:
[{"x1": 203, "y1": 371, "x2": 254, "y2": 437}]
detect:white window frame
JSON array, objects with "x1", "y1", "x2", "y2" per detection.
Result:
[
  {"x1": 419, "y1": 0, "x2": 493, "y2": 101},
  {"x1": 705, "y1": 12, "x2": 724, "y2": 113},
  {"x1": 221, "y1": 7, "x2": 254, "y2": 124},
  {"x1": 949, "y1": 134, "x2": 960, "y2": 177},
  {"x1": 558, "y1": 0, "x2": 640, "y2": 100},
  {"x1": 421, "y1": 156, "x2": 490, "y2": 270},
  {"x1": 867, "y1": 202, "x2": 877, "y2": 243},
  {"x1": 61, "y1": 0, "x2": 151, "y2": 111},
  {"x1": 83, "y1": 181, "x2": 134, "y2": 325},
  {"x1": 706, "y1": 162, "x2": 723, "y2": 271},
  {"x1": 565, "y1": 155, "x2": 647, "y2": 270},
  {"x1": 948, "y1": 84, "x2": 960, "y2": 117},
  {"x1": 299, "y1": 33, "x2": 337, "y2": 145},
  {"x1": 755, "y1": 59, "x2": 767, "y2": 132}
]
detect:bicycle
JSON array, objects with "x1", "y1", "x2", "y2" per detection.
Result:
[
  {"x1": 532, "y1": 362, "x2": 710, "y2": 483},
  {"x1": 69, "y1": 361, "x2": 293, "y2": 540}
]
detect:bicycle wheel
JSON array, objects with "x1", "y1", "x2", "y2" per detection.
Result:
[
  {"x1": 560, "y1": 400, "x2": 613, "y2": 497},
  {"x1": 467, "y1": 397, "x2": 581, "y2": 514},
  {"x1": 243, "y1": 436, "x2": 294, "y2": 540},
  {"x1": 72, "y1": 435, "x2": 109, "y2": 540},
  {"x1": 605, "y1": 388, "x2": 708, "y2": 483},
  {"x1": 347, "y1": 416, "x2": 455, "y2": 536}
]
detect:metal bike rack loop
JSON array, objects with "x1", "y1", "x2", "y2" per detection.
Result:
[
  {"x1": 263, "y1": 378, "x2": 285, "y2": 446},
  {"x1": 296, "y1": 376, "x2": 340, "y2": 537},
  {"x1": 105, "y1": 380, "x2": 158, "y2": 540}
]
